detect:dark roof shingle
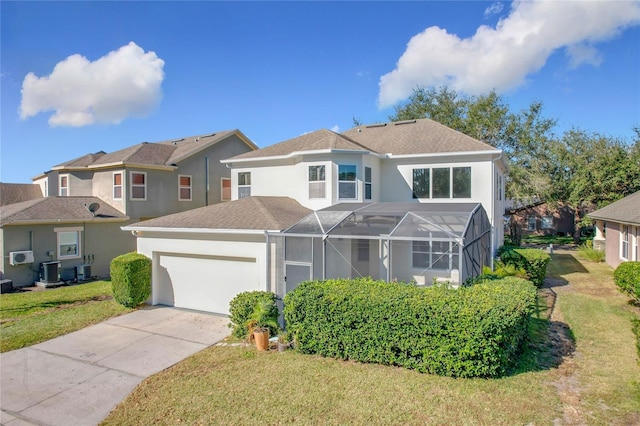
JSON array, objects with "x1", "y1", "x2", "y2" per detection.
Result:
[
  {"x1": 587, "y1": 191, "x2": 640, "y2": 225},
  {"x1": 128, "y1": 196, "x2": 311, "y2": 231},
  {"x1": 1, "y1": 197, "x2": 128, "y2": 226},
  {"x1": 0, "y1": 183, "x2": 44, "y2": 206}
]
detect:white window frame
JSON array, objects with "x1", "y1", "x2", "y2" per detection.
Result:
[
  {"x1": 59, "y1": 174, "x2": 69, "y2": 196},
  {"x1": 43, "y1": 179, "x2": 49, "y2": 197},
  {"x1": 635, "y1": 226, "x2": 639, "y2": 261},
  {"x1": 55, "y1": 226, "x2": 82, "y2": 260},
  {"x1": 221, "y1": 178, "x2": 231, "y2": 201},
  {"x1": 621, "y1": 225, "x2": 630, "y2": 260},
  {"x1": 541, "y1": 216, "x2": 553, "y2": 230},
  {"x1": 130, "y1": 171, "x2": 147, "y2": 201},
  {"x1": 238, "y1": 172, "x2": 251, "y2": 199},
  {"x1": 527, "y1": 216, "x2": 536, "y2": 231},
  {"x1": 338, "y1": 164, "x2": 357, "y2": 200},
  {"x1": 412, "y1": 166, "x2": 471, "y2": 199},
  {"x1": 308, "y1": 165, "x2": 326, "y2": 199},
  {"x1": 178, "y1": 174, "x2": 192, "y2": 201},
  {"x1": 113, "y1": 172, "x2": 123, "y2": 200},
  {"x1": 364, "y1": 167, "x2": 372, "y2": 200}
]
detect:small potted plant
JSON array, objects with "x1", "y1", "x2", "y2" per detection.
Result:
[
  {"x1": 277, "y1": 331, "x2": 290, "y2": 352},
  {"x1": 245, "y1": 300, "x2": 279, "y2": 351}
]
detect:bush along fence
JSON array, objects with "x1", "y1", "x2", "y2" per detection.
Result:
[
  {"x1": 110, "y1": 252, "x2": 151, "y2": 308},
  {"x1": 497, "y1": 246, "x2": 551, "y2": 287},
  {"x1": 283, "y1": 277, "x2": 537, "y2": 378}
]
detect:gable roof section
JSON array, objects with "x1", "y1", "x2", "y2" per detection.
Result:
[
  {"x1": 223, "y1": 129, "x2": 371, "y2": 162},
  {"x1": 1, "y1": 196, "x2": 128, "y2": 226},
  {"x1": 52, "y1": 130, "x2": 257, "y2": 171},
  {"x1": 341, "y1": 118, "x2": 498, "y2": 156},
  {"x1": 0, "y1": 183, "x2": 44, "y2": 206},
  {"x1": 587, "y1": 190, "x2": 640, "y2": 225},
  {"x1": 124, "y1": 196, "x2": 311, "y2": 232}
]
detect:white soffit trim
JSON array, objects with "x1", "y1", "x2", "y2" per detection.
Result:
[
  {"x1": 386, "y1": 149, "x2": 502, "y2": 159},
  {"x1": 121, "y1": 226, "x2": 281, "y2": 235},
  {"x1": 221, "y1": 149, "x2": 380, "y2": 165}
]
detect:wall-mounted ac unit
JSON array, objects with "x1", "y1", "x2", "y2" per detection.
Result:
[{"x1": 9, "y1": 250, "x2": 34, "y2": 266}]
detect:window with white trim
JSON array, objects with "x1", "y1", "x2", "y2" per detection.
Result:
[
  {"x1": 130, "y1": 172, "x2": 146, "y2": 200},
  {"x1": 338, "y1": 165, "x2": 356, "y2": 199},
  {"x1": 43, "y1": 180, "x2": 48, "y2": 197},
  {"x1": 55, "y1": 227, "x2": 81, "y2": 260},
  {"x1": 238, "y1": 172, "x2": 251, "y2": 198},
  {"x1": 113, "y1": 172, "x2": 123, "y2": 200},
  {"x1": 541, "y1": 216, "x2": 553, "y2": 229},
  {"x1": 636, "y1": 227, "x2": 639, "y2": 261},
  {"x1": 621, "y1": 225, "x2": 630, "y2": 260},
  {"x1": 412, "y1": 167, "x2": 471, "y2": 199},
  {"x1": 308, "y1": 165, "x2": 326, "y2": 199},
  {"x1": 178, "y1": 175, "x2": 192, "y2": 201},
  {"x1": 221, "y1": 178, "x2": 231, "y2": 201},
  {"x1": 59, "y1": 175, "x2": 69, "y2": 196},
  {"x1": 527, "y1": 216, "x2": 536, "y2": 231},
  {"x1": 364, "y1": 167, "x2": 372, "y2": 200}
]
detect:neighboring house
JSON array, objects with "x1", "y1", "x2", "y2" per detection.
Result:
[
  {"x1": 505, "y1": 201, "x2": 575, "y2": 237},
  {"x1": 588, "y1": 190, "x2": 640, "y2": 268},
  {"x1": 1, "y1": 130, "x2": 257, "y2": 288},
  {"x1": 125, "y1": 118, "x2": 504, "y2": 315},
  {"x1": 0, "y1": 196, "x2": 130, "y2": 287}
]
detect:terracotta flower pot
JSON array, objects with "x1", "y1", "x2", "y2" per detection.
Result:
[{"x1": 253, "y1": 328, "x2": 270, "y2": 351}]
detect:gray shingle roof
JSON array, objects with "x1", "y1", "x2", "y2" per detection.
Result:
[
  {"x1": 227, "y1": 129, "x2": 369, "y2": 161},
  {"x1": 1, "y1": 197, "x2": 128, "y2": 226},
  {"x1": 53, "y1": 130, "x2": 255, "y2": 169},
  {"x1": 0, "y1": 183, "x2": 44, "y2": 206},
  {"x1": 587, "y1": 191, "x2": 640, "y2": 225},
  {"x1": 341, "y1": 118, "x2": 497, "y2": 156},
  {"x1": 127, "y1": 196, "x2": 311, "y2": 231}
]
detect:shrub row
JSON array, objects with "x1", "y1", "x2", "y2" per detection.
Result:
[
  {"x1": 613, "y1": 261, "x2": 640, "y2": 302},
  {"x1": 283, "y1": 277, "x2": 537, "y2": 378},
  {"x1": 498, "y1": 247, "x2": 551, "y2": 287},
  {"x1": 110, "y1": 252, "x2": 151, "y2": 308},
  {"x1": 228, "y1": 291, "x2": 278, "y2": 338}
]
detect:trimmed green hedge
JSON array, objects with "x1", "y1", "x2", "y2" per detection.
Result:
[
  {"x1": 110, "y1": 252, "x2": 151, "y2": 308},
  {"x1": 228, "y1": 291, "x2": 278, "y2": 338},
  {"x1": 284, "y1": 277, "x2": 537, "y2": 378},
  {"x1": 498, "y1": 247, "x2": 551, "y2": 287},
  {"x1": 613, "y1": 261, "x2": 640, "y2": 301}
]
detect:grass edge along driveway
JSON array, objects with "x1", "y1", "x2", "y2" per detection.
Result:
[{"x1": 0, "y1": 280, "x2": 133, "y2": 352}]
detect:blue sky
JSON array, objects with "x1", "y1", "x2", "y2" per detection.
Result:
[{"x1": 2, "y1": 1, "x2": 639, "y2": 183}]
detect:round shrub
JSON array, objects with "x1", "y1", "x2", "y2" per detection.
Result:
[
  {"x1": 110, "y1": 252, "x2": 151, "y2": 308},
  {"x1": 613, "y1": 261, "x2": 640, "y2": 301},
  {"x1": 228, "y1": 291, "x2": 278, "y2": 338}
]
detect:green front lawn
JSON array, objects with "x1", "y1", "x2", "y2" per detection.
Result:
[
  {"x1": 103, "y1": 252, "x2": 640, "y2": 425},
  {"x1": 0, "y1": 281, "x2": 133, "y2": 352}
]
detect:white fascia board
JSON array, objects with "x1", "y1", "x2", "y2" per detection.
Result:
[
  {"x1": 4, "y1": 218, "x2": 129, "y2": 226},
  {"x1": 386, "y1": 150, "x2": 502, "y2": 160},
  {"x1": 89, "y1": 162, "x2": 176, "y2": 171},
  {"x1": 121, "y1": 226, "x2": 280, "y2": 235},
  {"x1": 221, "y1": 149, "x2": 379, "y2": 165}
]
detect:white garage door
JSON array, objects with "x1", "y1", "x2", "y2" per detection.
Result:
[{"x1": 155, "y1": 253, "x2": 260, "y2": 315}]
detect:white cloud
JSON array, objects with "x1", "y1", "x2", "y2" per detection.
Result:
[
  {"x1": 378, "y1": 0, "x2": 640, "y2": 108},
  {"x1": 330, "y1": 124, "x2": 340, "y2": 132},
  {"x1": 20, "y1": 42, "x2": 165, "y2": 127},
  {"x1": 484, "y1": 2, "x2": 504, "y2": 18}
]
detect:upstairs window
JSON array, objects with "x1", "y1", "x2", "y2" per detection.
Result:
[
  {"x1": 238, "y1": 172, "x2": 251, "y2": 199},
  {"x1": 179, "y1": 175, "x2": 192, "y2": 201},
  {"x1": 453, "y1": 167, "x2": 471, "y2": 198},
  {"x1": 338, "y1": 165, "x2": 356, "y2": 199},
  {"x1": 113, "y1": 172, "x2": 123, "y2": 200},
  {"x1": 412, "y1": 169, "x2": 430, "y2": 199},
  {"x1": 221, "y1": 178, "x2": 231, "y2": 201},
  {"x1": 130, "y1": 172, "x2": 146, "y2": 200},
  {"x1": 43, "y1": 180, "x2": 48, "y2": 197},
  {"x1": 308, "y1": 165, "x2": 326, "y2": 199},
  {"x1": 541, "y1": 216, "x2": 553, "y2": 229},
  {"x1": 527, "y1": 216, "x2": 536, "y2": 231},
  {"x1": 59, "y1": 175, "x2": 69, "y2": 196},
  {"x1": 432, "y1": 168, "x2": 451, "y2": 198},
  {"x1": 364, "y1": 167, "x2": 372, "y2": 200}
]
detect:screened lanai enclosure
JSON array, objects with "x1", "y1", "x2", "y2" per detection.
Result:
[{"x1": 268, "y1": 203, "x2": 493, "y2": 298}]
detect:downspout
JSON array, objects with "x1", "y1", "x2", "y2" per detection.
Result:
[
  {"x1": 264, "y1": 231, "x2": 271, "y2": 293},
  {"x1": 205, "y1": 157, "x2": 210, "y2": 206}
]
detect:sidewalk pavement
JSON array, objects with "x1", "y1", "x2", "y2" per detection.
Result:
[{"x1": 1, "y1": 306, "x2": 229, "y2": 426}]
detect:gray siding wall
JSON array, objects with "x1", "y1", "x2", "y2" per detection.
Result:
[
  {"x1": 67, "y1": 171, "x2": 94, "y2": 196},
  {"x1": 0, "y1": 222, "x2": 135, "y2": 287}
]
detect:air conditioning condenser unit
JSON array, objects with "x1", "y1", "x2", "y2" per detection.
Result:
[{"x1": 9, "y1": 250, "x2": 35, "y2": 266}]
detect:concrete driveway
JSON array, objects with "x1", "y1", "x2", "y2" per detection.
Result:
[{"x1": 1, "y1": 306, "x2": 229, "y2": 426}]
